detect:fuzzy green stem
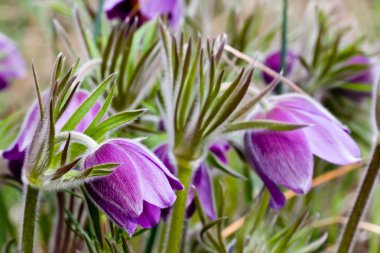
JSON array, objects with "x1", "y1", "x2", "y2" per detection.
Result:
[
  {"x1": 337, "y1": 142, "x2": 380, "y2": 253},
  {"x1": 277, "y1": 0, "x2": 288, "y2": 94},
  {"x1": 165, "y1": 158, "x2": 193, "y2": 253},
  {"x1": 20, "y1": 184, "x2": 40, "y2": 253}
]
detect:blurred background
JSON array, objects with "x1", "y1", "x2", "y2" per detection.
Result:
[{"x1": 1, "y1": 0, "x2": 380, "y2": 252}]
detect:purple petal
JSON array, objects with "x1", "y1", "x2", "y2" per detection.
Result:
[
  {"x1": 153, "y1": 143, "x2": 175, "y2": 174},
  {"x1": 104, "y1": 0, "x2": 134, "y2": 20},
  {"x1": 209, "y1": 142, "x2": 230, "y2": 165},
  {"x1": 191, "y1": 163, "x2": 216, "y2": 219},
  {"x1": 139, "y1": 0, "x2": 182, "y2": 27},
  {"x1": 114, "y1": 139, "x2": 183, "y2": 190},
  {"x1": 85, "y1": 143, "x2": 144, "y2": 218},
  {"x1": 136, "y1": 201, "x2": 162, "y2": 228},
  {"x1": 0, "y1": 75, "x2": 8, "y2": 90},
  {"x1": 2, "y1": 100, "x2": 41, "y2": 177},
  {"x1": 289, "y1": 109, "x2": 361, "y2": 165},
  {"x1": 246, "y1": 107, "x2": 314, "y2": 194},
  {"x1": 344, "y1": 55, "x2": 373, "y2": 84},
  {"x1": 275, "y1": 94, "x2": 361, "y2": 164},
  {"x1": 245, "y1": 137, "x2": 286, "y2": 209},
  {"x1": 0, "y1": 32, "x2": 26, "y2": 88},
  {"x1": 86, "y1": 183, "x2": 138, "y2": 235},
  {"x1": 261, "y1": 50, "x2": 297, "y2": 84},
  {"x1": 126, "y1": 150, "x2": 178, "y2": 208},
  {"x1": 273, "y1": 94, "x2": 348, "y2": 131}
]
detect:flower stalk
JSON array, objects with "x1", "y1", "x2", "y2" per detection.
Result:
[
  {"x1": 336, "y1": 138, "x2": 380, "y2": 253},
  {"x1": 165, "y1": 157, "x2": 194, "y2": 253},
  {"x1": 20, "y1": 184, "x2": 40, "y2": 253}
]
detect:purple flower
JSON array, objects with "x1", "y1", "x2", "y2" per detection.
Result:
[
  {"x1": 154, "y1": 142, "x2": 230, "y2": 219},
  {"x1": 244, "y1": 94, "x2": 361, "y2": 209},
  {"x1": 261, "y1": 50, "x2": 297, "y2": 84},
  {"x1": 0, "y1": 32, "x2": 26, "y2": 90},
  {"x1": 209, "y1": 142, "x2": 230, "y2": 165},
  {"x1": 338, "y1": 55, "x2": 374, "y2": 100},
  {"x1": 104, "y1": 0, "x2": 183, "y2": 28},
  {"x1": 2, "y1": 90, "x2": 101, "y2": 179},
  {"x1": 83, "y1": 139, "x2": 183, "y2": 235}
]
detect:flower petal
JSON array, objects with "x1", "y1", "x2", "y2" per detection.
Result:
[
  {"x1": 136, "y1": 201, "x2": 162, "y2": 229},
  {"x1": 273, "y1": 94, "x2": 348, "y2": 131},
  {"x1": 114, "y1": 139, "x2": 183, "y2": 190},
  {"x1": 246, "y1": 107, "x2": 314, "y2": 194},
  {"x1": 191, "y1": 163, "x2": 216, "y2": 219},
  {"x1": 86, "y1": 183, "x2": 138, "y2": 236},
  {"x1": 289, "y1": 109, "x2": 361, "y2": 165},
  {"x1": 127, "y1": 150, "x2": 178, "y2": 208},
  {"x1": 209, "y1": 142, "x2": 230, "y2": 165},
  {"x1": 85, "y1": 143, "x2": 143, "y2": 218}
]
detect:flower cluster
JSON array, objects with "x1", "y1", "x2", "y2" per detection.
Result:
[{"x1": 0, "y1": 32, "x2": 26, "y2": 90}]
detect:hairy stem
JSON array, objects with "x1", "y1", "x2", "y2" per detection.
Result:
[
  {"x1": 164, "y1": 158, "x2": 193, "y2": 253},
  {"x1": 277, "y1": 0, "x2": 288, "y2": 94},
  {"x1": 337, "y1": 142, "x2": 380, "y2": 253},
  {"x1": 20, "y1": 184, "x2": 40, "y2": 253}
]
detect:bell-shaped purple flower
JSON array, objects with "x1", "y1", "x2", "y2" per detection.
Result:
[
  {"x1": 83, "y1": 139, "x2": 183, "y2": 235},
  {"x1": 261, "y1": 50, "x2": 297, "y2": 84},
  {"x1": 338, "y1": 55, "x2": 374, "y2": 100},
  {"x1": 0, "y1": 32, "x2": 26, "y2": 90},
  {"x1": 104, "y1": 0, "x2": 183, "y2": 28},
  {"x1": 244, "y1": 94, "x2": 361, "y2": 209},
  {"x1": 2, "y1": 90, "x2": 101, "y2": 179},
  {"x1": 154, "y1": 142, "x2": 230, "y2": 219}
]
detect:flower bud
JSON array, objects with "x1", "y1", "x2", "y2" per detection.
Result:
[
  {"x1": 2, "y1": 91, "x2": 101, "y2": 181},
  {"x1": 261, "y1": 50, "x2": 297, "y2": 84}
]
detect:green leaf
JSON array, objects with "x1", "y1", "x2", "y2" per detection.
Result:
[
  {"x1": 229, "y1": 80, "x2": 278, "y2": 122},
  {"x1": 207, "y1": 153, "x2": 247, "y2": 180},
  {"x1": 0, "y1": 111, "x2": 22, "y2": 149},
  {"x1": 85, "y1": 84, "x2": 115, "y2": 132},
  {"x1": 235, "y1": 191, "x2": 270, "y2": 253},
  {"x1": 271, "y1": 210, "x2": 309, "y2": 253},
  {"x1": 294, "y1": 233, "x2": 327, "y2": 253},
  {"x1": 61, "y1": 74, "x2": 116, "y2": 131},
  {"x1": 224, "y1": 120, "x2": 309, "y2": 133},
  {"x1": 86, "y1": 109, "x2": 146, "y2": 141},
  {"x1": 63, "y1": 163, "x2": 119, "y2": 181},
  {"x1": 334, "y1": 82, "x2": 372, "y2": 93},
  {"x1": 203, "y1": 67, "x2": 254, "y2": 136},
  {"x1": 82, "y1": 187, "x2": 104, "y2": 249},
  {"x1": 51, "y1": 157, "x2": 81, "y2": 180}
]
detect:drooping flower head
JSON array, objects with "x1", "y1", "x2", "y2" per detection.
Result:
[
  {"x1": 261, "y1": 50, "x2": 297, "y2": 84},
  {"x1": 244, "y1": 94, "x2": 360, "y2": 209},
  {"x1": 154, "y1": 142, "x2": 230, "y2": 219},
  {"x1": 2, "y1": 91, "x2": 101, "y2": 179},
  {"x1": 0, "y1": 32, "x2": 26, "y2": 90},
  {"x1": 104, "y1": 0, "x2": 183, "y2": 28},
  {"x1": 84, "y1": 139, "x2": 183, "y2": 235},
  {"x1": 337, "y1": 55, "x2": 374, "y2": 100}
]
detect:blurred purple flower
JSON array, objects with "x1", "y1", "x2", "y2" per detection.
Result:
[
  {"x1": 154, "y1": 142, "x2": 230, "y2": 219},
  {"x1": 338, "y1": 55, "x2": 374, "y2": 100},
  {"x1": 2, "y1": 90, "x2": 101, "y2": 179},
  {"x1": 209, "y1": 142, "x2": 230, "y2": 165},
  {"x1": 84, "y1": 139, "x2": 183, "y2": 235},
  {"x1": 104, "y1": 0, "x2": 183, "y2": 27},
  {"x1": 0, "y1": 32, "x2": 26, "y2": 90},
  {"x1": 244, "y1": 94, "x2": 361, "y2": 209},
  {"x1": 261, "y1": 50, "x2": 297, "y2": 84}
]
